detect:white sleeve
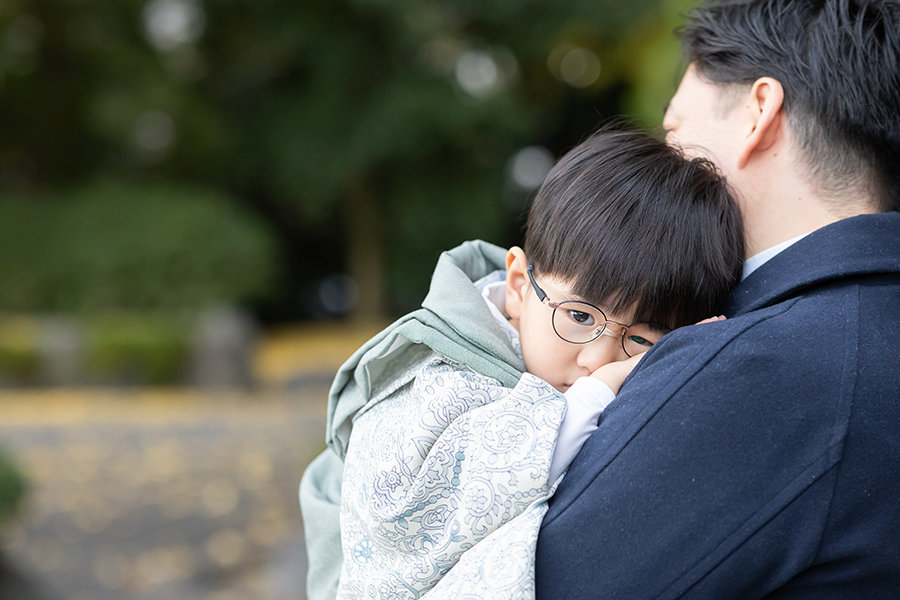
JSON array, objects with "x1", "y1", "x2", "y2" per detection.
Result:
[{"x1": 548, "y1": 377, "x2": 617, "y2": 482}]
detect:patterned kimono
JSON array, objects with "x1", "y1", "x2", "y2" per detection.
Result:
[
  {"x1": 339, "y1": 354, "x2": 566, "y2": 599},
  {"x1": 302, "y1": 240, "x2": 576, "y2": 600}
]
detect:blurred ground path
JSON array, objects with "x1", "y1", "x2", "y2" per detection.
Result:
[{"x1": 0, "y1": 322, "x2": 387, "y2": 600}]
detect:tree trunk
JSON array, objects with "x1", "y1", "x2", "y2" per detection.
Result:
[{"x1": 344, "y1": 178, "x2": 385, "y2": 323}]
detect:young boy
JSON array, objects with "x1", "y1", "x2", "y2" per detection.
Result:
[{"x1": 301, "y1": 129, "x2": 744, "y2": 600}]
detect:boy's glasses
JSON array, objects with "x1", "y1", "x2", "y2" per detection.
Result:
[{"x1": 527, "y1": 264, "x2": 671, "y2": 357}]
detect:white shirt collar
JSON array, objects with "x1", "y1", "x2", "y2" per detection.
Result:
[
  {"x1": 742, "y1": 233, "x2": 810, "y2": 280},
  {"x1": 475, "y1": 271, "x2": 522, "y2": 358}
]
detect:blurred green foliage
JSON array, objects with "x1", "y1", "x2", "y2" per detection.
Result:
[
  {"x1": 0, "y1": 181, "x2": 278, "y2": 312},
  {"x1": 0, "y1": 448, "x2": 26, "y2": 522},
  {"x1": 85, "y1": 312, "x2": 188, "y2": 385},
  {"x1": 0, "y1": 312, "x2": 190, "y2": 385},
  {"x1": 0, "y1": 0, "x2": 697, "y2": 319},
  {"x1": 0, "y1": 315, "x2": 40, "y2": 381}
]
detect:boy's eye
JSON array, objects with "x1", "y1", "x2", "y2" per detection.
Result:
[
  {"x1": 565, "y1": 309, "x2": 595, "y2": 326},
  {"x1": 626, "y1": 334, "x2": 654, "y2": 348}
]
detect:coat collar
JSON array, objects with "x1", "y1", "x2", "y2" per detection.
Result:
[
  {"x1": 726, "y1": 212, "x2": 900, "y2": 317},
  {"x1": 421, "y1": 239, "x2": 526, "y2": 375}
]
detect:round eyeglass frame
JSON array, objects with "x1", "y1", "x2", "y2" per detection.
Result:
[{"x1": 526, "y1": 264, "x2": 669, "y2": 357}]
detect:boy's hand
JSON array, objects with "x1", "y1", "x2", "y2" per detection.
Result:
[
  {"x1": 589, "y1": 353, "x2": 644, "y2": 395},
  {"x1": 589, "y1": 316, "x2": 727, "y2": 394},
  {"x1": 697, "y1": 315, "x2": 726, "y2": 324}
]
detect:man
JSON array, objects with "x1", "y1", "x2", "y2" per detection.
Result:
[{"x1": 534, "y1": 0, "x2": 900, "y2": 597}]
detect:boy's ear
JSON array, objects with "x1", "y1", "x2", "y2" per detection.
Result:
[{"x1": 505, "y1": 246, "x2": 528, "y2": 320}]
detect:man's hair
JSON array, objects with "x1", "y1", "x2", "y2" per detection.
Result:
[
  {"x1": 680, "y1": 0, "x2": 900, "y2": 211},
  {"x1": 524, "y1": 129, "x2": 744, "y2": 330}
]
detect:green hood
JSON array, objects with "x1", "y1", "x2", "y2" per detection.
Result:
[{"x1": 326, "y1": 239, "x2": 525, "y2": 458}]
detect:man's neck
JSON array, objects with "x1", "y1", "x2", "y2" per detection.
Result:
[
  {"x1": 742, "y1": 199, "x2": 837, "y2": 257},
  {"x1": 736, "y1": 161, "x2": 877, "y2": 258}
]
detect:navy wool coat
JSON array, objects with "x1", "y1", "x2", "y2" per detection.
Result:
[{"x1": 535, "y1": 212, "x2": 900, "y2": 599}]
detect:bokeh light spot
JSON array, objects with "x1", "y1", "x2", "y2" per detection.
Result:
[
  {"x1": 201, "y1": 478, "x2": 240, "y2": 517},
  {"x1": 318, "y1": 274, "x2": 359, "y2": 316},
  {"x1": 142, "y1": 0, "x2": 206, "y2": 52},
  {"x1": 5, "y1": 14, "x2": 45, "y2": 55},
  {"x1": 508, "y1": 146, "x2": 554, "y2": 190},
  {"x1": 206, "y1": 529, "x2": 246, "y2": 567},
  {"x1": 548, "y1": 44, "x2": 602, "y2": 88},
  {"x1": 133, "y1": 109, "x2": 176, "y2": 154},
  {"x1": 456, "y1": 50, "x2": 499, "y2": 98}
]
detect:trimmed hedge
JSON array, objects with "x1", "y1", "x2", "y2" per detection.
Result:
[
  {"x1": 0, "y1": 316, "x2": 40, "y2": 382},
  {"x1": 0, "y1": 180, "x2": 279, "y2": 313},
  {"x1": 0, "y1": 312, "x2": 190, "y2": 386},
  {"x1": 0, "y1": 448, "x2": 25, "y2": 522},
  {"x1": 85, "y1": 313, "x2": 189, "y2": 385}
]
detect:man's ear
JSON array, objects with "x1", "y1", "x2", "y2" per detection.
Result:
[
  {"x1": 505, "y1": 246, "x2": 528, "y2": 321},
  {"x1": 737, "y1": 77, "x2": 785, "y2": 169}
]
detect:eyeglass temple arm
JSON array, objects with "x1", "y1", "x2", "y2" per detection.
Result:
[{"x1": 526, "y1": 264, "x2": 548, "y2": 302}]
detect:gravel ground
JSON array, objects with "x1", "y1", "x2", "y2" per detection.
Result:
[{"x1": 0, "y1": 384, "x2": 330, "y2": 600}]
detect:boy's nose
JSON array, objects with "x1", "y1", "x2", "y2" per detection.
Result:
[{"x1": 576, "y1": 334, "x2": 626, "y2": 374}]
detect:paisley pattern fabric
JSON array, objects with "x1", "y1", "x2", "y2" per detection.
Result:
[
  {"x1": 424, "y1": 495, "x2": 550, "y2": 600},
  {"x1": 338, "y1": 354, "x2": 566, "y2": 600}
]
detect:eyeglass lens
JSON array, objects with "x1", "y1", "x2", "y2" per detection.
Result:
[{"x1": 551, "y1": 301, "x2": 669, "y2": 356}]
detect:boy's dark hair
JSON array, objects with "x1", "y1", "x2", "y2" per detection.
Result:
[
  {"x1": 524, "y1": 129, "x2": 744, "y2": 330},
  {"x1": 680, "y1": 0, "x2": 900, "y2": 211}
]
